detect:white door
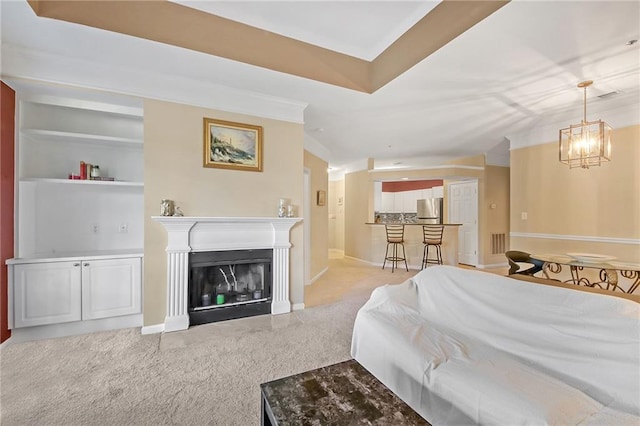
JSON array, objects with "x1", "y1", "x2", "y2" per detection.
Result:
[
  {"x1": 449, "y1": 181, "x2": 478, "y2": 266},
  {"x1": 13, "y1": 261, "x2": 82, "y2": 327},
  {"x1": 81, "y1": 258, "x2": 141, "y2": 320}
]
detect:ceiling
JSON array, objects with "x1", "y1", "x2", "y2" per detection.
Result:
[{"x1": 2, "y1": 1, "x2": 639, "y2": 173}]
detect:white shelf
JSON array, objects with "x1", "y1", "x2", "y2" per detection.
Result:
[
  {"x1": 22, "y1": 129, "x2": 143, "y2": 147},
  {"x1": 21, "y1": 178, "x2": 143, "y2": 187},
  {"x1": 7, "y1": 249, "x2": 144, "y2": 264}
]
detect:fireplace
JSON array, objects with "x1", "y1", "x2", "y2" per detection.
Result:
[
  {"x1": 152, "y1": 216, "x2": 301, "y2": 332},
  {"x1": 189, "y1": 249, "x2": 272, "y2": 325}
]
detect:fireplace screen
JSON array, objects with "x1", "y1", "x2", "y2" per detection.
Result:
[{"x1": 189, "y1": 249, "x2": 272, "y2": 324}]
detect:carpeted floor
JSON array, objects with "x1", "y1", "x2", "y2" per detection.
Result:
[
  {"x1": 1, "y1": 256, "x2": 618, "y2": 424},
  {"x1": 0, "y1": 290, "x2": 372, "y2": 425},
  {"x1": 1, "y1": 257, "x2": 478, "y2": 425}
]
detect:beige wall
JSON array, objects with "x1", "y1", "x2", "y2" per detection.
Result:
[
  {"x1": 344, "y1": 170, "x2": 373, "y2": 261},
  {"x1": 510, "y1": 124, "x2": 640, "y2": 261},
  {"x1": 482, "y1": 166, "x2": 510, "y2": 265},
  {"x1": 143, "y1": 99, "x2": 304, "y2": 326},
  {"x1": 360, "y1": 160, "x2": 510, "y2": 266},
  {"x1": 303, "y1": 151, "x2": 328, "y2": 280},
  {"x1": 328, "y1": 179, "x2": 345, "y2": 251}
]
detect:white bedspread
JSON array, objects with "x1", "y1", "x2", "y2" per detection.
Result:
[{"x1": 351, "y1": 265, "x2": 640, "y2": 425}]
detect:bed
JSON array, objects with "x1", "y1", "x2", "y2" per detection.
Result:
[{"x1": 351, "y1": 265, "x2": 640, "y2": 425}]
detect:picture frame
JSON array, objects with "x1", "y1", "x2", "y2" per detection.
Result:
[
  {"x1": 317, "y1": 190, "x2": 326, "y2": 206},
  {"x1": 203, "y1": 117, "x2": 263, "y2": 172}
]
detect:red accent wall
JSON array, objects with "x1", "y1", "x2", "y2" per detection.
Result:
[
  {"x1": 382, "y1": 179, "x2": 443, "y2": 192},
  {"x1": 0, "y1": 81, "x2": 15, "y2": 343}
]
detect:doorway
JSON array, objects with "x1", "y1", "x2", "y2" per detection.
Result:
[
  {"x1": 303, "y1": 168, "x2": 311, "y2": 285},
  {"x1": 448, "y1": 180, "x2": 478, "y2": 266}
]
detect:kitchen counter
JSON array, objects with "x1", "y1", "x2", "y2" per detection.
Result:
[{"x1": 366, "y1": 222, "x2": 460, "y2": 267}]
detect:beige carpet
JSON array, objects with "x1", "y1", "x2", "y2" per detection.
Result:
[
  {"x1": 1, "y1": 257, "x2": 503, "y2": 425},
  {"x1": 1, "y1": 257, "x2": 411, "y2": 426}
]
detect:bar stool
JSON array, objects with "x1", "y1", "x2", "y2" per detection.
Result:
[
  {"x1": 383, "y1": 225, "x2": 408, "y2": 272},
  {"x1": 421, "y1": 225, "x2": 444, "y2": 269}
]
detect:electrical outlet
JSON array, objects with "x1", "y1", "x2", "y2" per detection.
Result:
[
  {"x1": 118, "y1": 223, "x2": 129, "y2": 233},
  {"x1": 91, "y1": 223, "x2": 100, "y2": 233},
  {"x1": 521, "y1": 212, "x2": 528, "y2": 220}
]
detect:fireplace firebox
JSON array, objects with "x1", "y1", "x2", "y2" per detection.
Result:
[{"x1": 189, "y1": 249, "x2": 272, "y2": 325}]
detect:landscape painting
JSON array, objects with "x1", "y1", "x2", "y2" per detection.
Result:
[{"x1": 203, "y1": 118, "x2": 263, "y2": 172}]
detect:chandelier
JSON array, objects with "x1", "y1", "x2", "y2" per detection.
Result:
[{"x1": 559, "y1": 80, "x2": 612, "y2": 169}]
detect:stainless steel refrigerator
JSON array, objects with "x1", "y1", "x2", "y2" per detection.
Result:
[{"x1": 417, "y1": 198, "x2": 443, "y2": 224}]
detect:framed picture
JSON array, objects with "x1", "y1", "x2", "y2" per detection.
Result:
[
  {"x1": 317, "y1": 190, "x2": 326, "y2": 206},
  {"x1": 203, "y1": 117, "x2": 263, "y2": 172}
]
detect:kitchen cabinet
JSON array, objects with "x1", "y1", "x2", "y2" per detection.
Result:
[
  {"x1": 9, "y1": 256, "x2": 142, "y2": 328},
  {"x1": 432, "y1": 185, "x2": 444, "y2": 198},
  {"x1": 381, "y1": 192, "x2": 395, "y2": 212},
  {"x1": 400, "y1": 190, "x2": 420, "y2": 213},
  {"x1": 373, "y1": 182, "x2": 382, "y2": 212}
]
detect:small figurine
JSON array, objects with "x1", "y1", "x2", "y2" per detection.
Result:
[{"x1": 172, "y1": 206, "x2": 184, "y2": 217}]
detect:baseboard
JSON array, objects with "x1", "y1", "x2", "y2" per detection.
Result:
[
  {"x1": 477, "y1": 262, "x2": 508, "y2": 269},
  {"x1": 343, "y1": 255, "x2": 423, "y2": 271},
  {"x1": 343, "y1": 255, "x2": 374, "y2": 265},
  {"x1": 0, "y1": 336, "x2": 12, "y2": 349},
  {"x1": 308, "y1": 267, "x2": 328, "y2": 285},
  {"x1": 8, "y1": 314, "x2": 143, "y2": 343},
  {"x1": 140, "y1": 323, "x2": 165, "y2": 335},
  {"x1": 292, "y1": 303, "x2": 305, "y2": 311}
]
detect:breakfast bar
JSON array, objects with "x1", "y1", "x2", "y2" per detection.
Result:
[{"x1": 366, "y1": 223, "x2": 462, "y2": 268}]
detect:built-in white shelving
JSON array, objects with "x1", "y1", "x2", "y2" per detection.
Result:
[
  {"x1": 21, "y1": 128, "x2": 143, "y2": 147},
  {"x1": 20, "y1": 178, "x2": 144, "y2": 187},
  {"x1": 8, "y1": 82, "x2": 145, "y2": 340},
  {"x1": 16, "y1": 91, "x2": 145, "y2": 258}
]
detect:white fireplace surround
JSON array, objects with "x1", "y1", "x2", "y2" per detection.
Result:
[{"x1": 152, "y1": 216, "x2": 302, "y2": 332}]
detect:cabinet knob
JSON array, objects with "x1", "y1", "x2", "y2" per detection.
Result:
[
  {"x1": 83, "y1": 263, "x2": 89, "y2": 267},
  {"x1": 73, "y1": 263, "x2": 80, "y2": 267}
]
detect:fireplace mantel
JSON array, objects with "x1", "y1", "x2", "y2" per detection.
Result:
[{"x1": 152, "y1": 216, "x2": 302, "y2": 332}]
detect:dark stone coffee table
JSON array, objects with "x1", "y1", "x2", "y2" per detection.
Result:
[{"x1": 260, "y1": 359, "x2": 430, "y2": 425}]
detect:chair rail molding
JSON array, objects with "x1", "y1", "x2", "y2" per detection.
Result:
[{"x1": 510, "y1": 232, "x2": 640, "y2": 245}]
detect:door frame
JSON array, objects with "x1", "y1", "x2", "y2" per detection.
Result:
[
  {"x1": 303, "y1": 167, "x2": 311, "y2": 285},
  {"x1": 448, "y1": 180, "x2": 478, "y2": 266}
]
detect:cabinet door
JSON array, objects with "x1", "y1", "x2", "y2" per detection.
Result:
[
  {"x1": 81, "y1": 258, "x2": 142, "y2": 320},
  {"x1": 13, "y1": 262, "x2": 82, "y2": 328},
  {"x1": 403, "y1": 190, "x2": 419, "y2": 213},
  {"x1": 432, "y1": 185, "x2": 444, "y2": 198},
  {"x1": 373, "y1": 181, "x2": 382, "y2": 212},
  {"x1": 381, "y1": 192, "x2": 395, "y2": 213}
]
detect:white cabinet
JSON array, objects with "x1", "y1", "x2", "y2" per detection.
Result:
[
  {"x1": 381, "y1": 192, "x2": 395, "y2": 212},
  {"x1": 401, "y1": 190, "x2": 420, "y2": 213},
  {"x1": 13, "y1": 261, "x2": 82, "y2": 328},
  {"x1": 10, "y1": 256, "x2": 142, "y2": 328},
  {"x1": 432, "y1": 185, "x2": 444, "y2": 198},
  {"x1": 82, "y1": 258, "x2": 142, "y2": 320},
  {"x1": 373, "y1": 181, "x2": 382, "y2": 212}
]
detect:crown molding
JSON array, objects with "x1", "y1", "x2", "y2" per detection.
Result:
[
  {"x1": 1, "y1": 44, "x2": 307, "y2": 124},
  {"x1": 303, "y1": 132, "x2": 331, "y2": 162}
]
